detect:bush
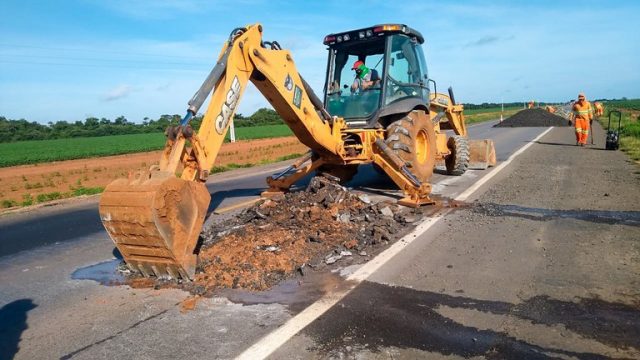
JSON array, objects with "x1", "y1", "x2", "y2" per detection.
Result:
[
  {"x1": 36, "y1": 192, "x2": 62, "y2": 203},
  {"x1": 21, "y1": 194, "x2": 33, "y2": 206},
  {"x1": 1, "y1": 199, "x2": 18, "y2": 208},
  {"x1": 72, "y1": 186, "x2": 104, "y2": 196}
]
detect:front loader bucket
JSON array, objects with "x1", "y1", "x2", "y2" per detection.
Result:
[
  {"x1": 99, "y1": 171, "x2": 210, "y2": 280},
  {"x1": 467, "y1": 139, "x2": 497, "y2": 170}
]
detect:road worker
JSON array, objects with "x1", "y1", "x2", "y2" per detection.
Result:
[
  {"x1": 593, "y1": 101, "x2": 604, "y2": 117},
  {"x1": 570, "y1": 93, "x2": 593, "y2": 146}
]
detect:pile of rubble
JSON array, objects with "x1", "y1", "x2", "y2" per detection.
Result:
[
  {"x1": 495, "y1": 108, "x2": 571, "y2": 127},
  {"x1": 174, "y1": 176, "x2": 422, "y2": 294}
]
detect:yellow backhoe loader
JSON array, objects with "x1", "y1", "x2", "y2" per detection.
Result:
[{"x1": 99, "y1": 24, "x2": 495, "y2": 279}]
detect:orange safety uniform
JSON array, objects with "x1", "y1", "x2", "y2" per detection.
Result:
[
  {"x1": 593, "y1": 102, "x2": 604, "y2": 117},
  {"x1": 572, "y1": 99, "x2": 593, "y2": 145}
]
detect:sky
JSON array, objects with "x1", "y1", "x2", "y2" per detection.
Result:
[{"x1": 0, "y1": 0, "x2": 638, "y2": 124}]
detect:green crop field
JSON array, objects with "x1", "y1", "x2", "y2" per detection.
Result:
[
  {"x1": 465, "y1": 106, "x2": 522, "y2": 124},
  {"x1": 0, "y1": 133, "x2": 166, "y2": 167},
  {"x1": 603, "y1": 99, "x2": 640, "y2": 112},
  {"x1": 464, "y1": 105, "x2": 522, "y2": 115},
  {"x1": 228, "y1": 123, "x2": 292, "y2": 140},
  {"x1": 0, "y1": 124, "x2": 293, "y2": 167}
]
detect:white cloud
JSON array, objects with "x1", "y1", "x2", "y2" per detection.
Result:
[{"x1": 103, "y1": 85, "x2": 133, "y2": 101}]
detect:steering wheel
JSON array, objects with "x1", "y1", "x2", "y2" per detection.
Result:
[{"x1": 387, "y1": 76, "x2": 412, "y2": 96}]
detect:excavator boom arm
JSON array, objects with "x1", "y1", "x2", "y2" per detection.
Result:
[{"x1": 163, "y1": 24, "x2": 343, "y2": 183}]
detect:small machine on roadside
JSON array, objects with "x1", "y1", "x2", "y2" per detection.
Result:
[{"x1": 605, "y1": 110, "x2": 622, "y2": 150}]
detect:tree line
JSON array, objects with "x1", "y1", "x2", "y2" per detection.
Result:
[
  {"x1": 0, "y1": 108, "x2": 284, "y2": 143},
  {"x1": 5, "y1": 99, "x2": 632, "y2": 143}
]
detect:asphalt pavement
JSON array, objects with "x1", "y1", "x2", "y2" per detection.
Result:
[{"x1": 3, "y1": 121, "x2": 637, "y2": 359}]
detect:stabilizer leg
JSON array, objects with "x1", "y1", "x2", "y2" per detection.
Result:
[
  {"x1": 371, "y1": 139, "x2": 435, "y2": 207},
  {"x1": 261, "y1": 152, "x2": 325, "y2": 197}
]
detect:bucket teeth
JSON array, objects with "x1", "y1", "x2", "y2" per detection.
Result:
[
  {"x1": 166, "y1": 266, "x2": 178, "y2": 280},
  {"x1": 138, "y1": 263, "x2": 152, "y2": 277},
  {"x1": 151, "y1": 265, "x2": 162, "y2": 278},
  {"x1": 178, "y1": 267, "x2": 191, "y2": 280}
]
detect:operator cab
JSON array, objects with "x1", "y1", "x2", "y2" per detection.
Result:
[{"x1": 323, "y1": 24, "x2": 430, "y2": 128}]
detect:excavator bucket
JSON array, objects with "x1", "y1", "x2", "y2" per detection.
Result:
[
  {"x1": 467, "y1": 139, "x2": 497, "y2": 170},
  {"x1": 99, "y1": 171, "x2": 210, "y2": 280}
]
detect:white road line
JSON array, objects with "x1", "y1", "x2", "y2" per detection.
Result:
[{"x1": 236, "y1": 127, "x2": 553, "y2": 360}]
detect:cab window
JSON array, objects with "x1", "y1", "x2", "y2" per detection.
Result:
[{"x1": 384, "y1": 35, "x2": 428, "y2": 106}]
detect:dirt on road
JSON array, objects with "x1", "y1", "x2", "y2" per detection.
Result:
[{"x1": 0, "y1": 136, "x2": 307, "y2": 211}]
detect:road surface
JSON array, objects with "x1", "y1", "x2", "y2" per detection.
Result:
[{"x1": 1, "y1": 121, "x2": 638, "y2": 359}]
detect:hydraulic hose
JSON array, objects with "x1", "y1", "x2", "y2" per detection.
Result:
[{"x1": 180, "y1": 27, "x2": 246, "y2": 126}]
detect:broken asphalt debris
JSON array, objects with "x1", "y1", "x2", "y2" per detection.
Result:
[{"x1": 123, "y1": 175, "x2": 456, "y2": 295}]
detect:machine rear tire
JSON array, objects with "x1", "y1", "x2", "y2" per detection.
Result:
[
  {"x1": 445, "y1": 135, "x2": 470, "y2": 176},
  {"x1": 385, "y1": 110, "x2": 436, "y2": 182}
]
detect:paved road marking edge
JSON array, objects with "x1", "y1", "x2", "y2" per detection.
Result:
[{"x1": 236, "y1": 127, "x2": 554, "y2": 360}]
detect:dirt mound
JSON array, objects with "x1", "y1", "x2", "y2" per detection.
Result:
[
  {"x1": 494, "y1": 108, "x2": 571, "y2": 128},
  {"x1": 126, "y1": 176, "x2": 425, "y2": 294}
]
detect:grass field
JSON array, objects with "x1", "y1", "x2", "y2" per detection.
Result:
[
  {"x1": 0, "y1": 124, "x2": 293, "y2": 167},
  {"x1": 464, "y1": 105, "x2": 522, "y2": 115},
  {"x1": 602, "y1": 99, "x2": 640, "y2": 112},
  {"x1": 465, "y1": 106, "x2": 522, "y2": 124}
]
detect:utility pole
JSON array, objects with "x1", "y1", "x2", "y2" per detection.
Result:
[{"x1": 229, "y1": 118, "x2": 236, "y2": 143}]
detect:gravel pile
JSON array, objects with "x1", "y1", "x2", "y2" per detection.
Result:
[{"x1": 495, "y1": 108, "x2": 571, "y2": 128}]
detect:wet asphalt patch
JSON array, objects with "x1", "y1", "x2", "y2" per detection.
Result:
[
  {"x1": 474, "y1": 203, "x2": 640, "y2": 227},
  {"x1": 303, "y1": 281, "x2": 639, "y2": 359}
]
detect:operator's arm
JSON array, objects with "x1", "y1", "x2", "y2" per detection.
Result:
[
  {"x1": 351, "y1": 72, "x2": 373, "y2": 92},
  {"x1": 351, "y1": 78, "x2": 360, "y2": 92}
]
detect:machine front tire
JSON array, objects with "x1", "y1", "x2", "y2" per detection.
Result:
[
  {"x1": 385, "y1": 110, "x2": 436, "y2": 183},
  {"x1": 445, "y1": 135, "x2": 470, "y2": 176}
]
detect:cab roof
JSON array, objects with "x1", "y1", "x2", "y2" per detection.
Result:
[{"x1": 323, "y1": 24, "x2": 424, "y2": 46}]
